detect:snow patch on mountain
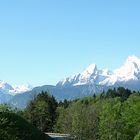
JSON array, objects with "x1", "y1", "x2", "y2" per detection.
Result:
[
  {"x1": 57, "y1": 55, "x2": 140, "y2": 89},
  {"x1": 115, "y1": 55, "x2": 140, "y2": 80},
  {"x1": 0, "y1": 80, "x2": 14, "y2": 91},
  {"x1": 0, "y1": 80, "x2": 32, "y2": 96},
  {"x1": 10, "y1": 84, "x2": 33, "y2": 95}
]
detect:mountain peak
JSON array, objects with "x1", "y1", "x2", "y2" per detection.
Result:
[
  {"x1": 0, "y1": 80, "x2": 13, "y2": 90},
  {"x1": 86, "y1": 64, "x2": 97, "y2": 70},
  {"x1": 113, "y1": 55, "x2": 140, "y2": 82},
  {"x1": 57, "y1": 56, "x2": 140, "y2": 88},
  {"x1": 126, "y1": 55, "x2": 140, "y2": 64},
  {"x1": 79, "y1": 64, "x2": 98, "y2": 81},
  {"x1": 81, "y1": 64, "x2": 97, "y2": 75},
  {"x1": 0, "y1": 80, "x2": 33, "y2": 96}
]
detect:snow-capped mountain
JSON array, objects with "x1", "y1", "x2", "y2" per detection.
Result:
[
  {"x1": 99, "y1": 55, "x2": 140, "y2": 88},
  {"x1": 0, "y1": 81, "x2": 32, "y2": 103},
  {"x1": 57, "y1": 55, "x2": 140, "y2": 90},
  {"x1": 0, "y1": 80, "x2": 14, "y2": 91},
  {"x1": 0, "y1": 81, "x2": 32, "y2": 95},
  {"x1": 10, "y1": 84, "x2": 33, "y2": 95},
  {"x1": 57, "y1": 64, "x2": 112, "y2": 87}
]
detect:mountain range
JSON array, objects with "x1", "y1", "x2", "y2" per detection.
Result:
[{"x1": 1, "y1": 55, "x2": 140, "y2": 109}]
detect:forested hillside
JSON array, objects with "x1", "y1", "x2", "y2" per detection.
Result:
[
  {"x1": 14, "y1": 88, "x2": 140, "y2": 140},
  {"x1": 54, "y1": 88, "x2": 140, "y2": 140}
]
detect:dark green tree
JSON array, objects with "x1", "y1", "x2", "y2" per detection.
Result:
[{"x1": 25, "y1": 91, "x2": 58, "y2": 132}]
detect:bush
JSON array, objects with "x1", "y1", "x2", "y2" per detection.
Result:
[{"x1": 0, "y1": 112, "x2": 51, "y2": 140}]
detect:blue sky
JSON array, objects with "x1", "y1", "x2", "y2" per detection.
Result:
[{"x1": 0, "y1": 0, "x2": 140, "y2": 86}]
